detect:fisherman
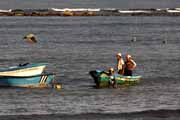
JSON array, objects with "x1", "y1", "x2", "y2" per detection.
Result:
[
  {"x1": 124, "y1": 54, "x2": 136, "y2": 76},
  {"x1": 108, "y1": 67, "x2": 118, "y2": 88},
  {"x1": 116, "y1": 52, "x2": 125, "y2": 75}
]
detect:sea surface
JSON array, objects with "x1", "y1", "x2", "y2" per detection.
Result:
[{"x1": 0, "y1": 0, "x2": 180, "y2": 120}]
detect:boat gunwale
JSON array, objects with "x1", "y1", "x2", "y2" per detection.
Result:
[{"x1": 0, "y1": 63, "x2": 48, "y2": 72}]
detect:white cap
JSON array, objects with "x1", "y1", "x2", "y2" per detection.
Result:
[
  {"x1": 116, "y1": 52, "x2": 122, "y2": 57},
  {"x1": 24, "y1": 34, "x2": 35, "y2": 38},
  {"x1": 126, "y1": 54, "x2": 132, "y2": 58},
  {"x1": 109, "y1": 67, "x2": 114, "y2": 71}
]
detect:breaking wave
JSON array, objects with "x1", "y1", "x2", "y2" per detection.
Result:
[{"x1": 1, "y1": 8, "x2": 180, "y2": 16}]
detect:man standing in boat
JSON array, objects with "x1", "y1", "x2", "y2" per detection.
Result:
[
  {"x1": 124, "y1": 54, "x2": 136, "y2": 76},
  {"x1": 116, "y1": 52, "x2": 125, "y2": 75}
]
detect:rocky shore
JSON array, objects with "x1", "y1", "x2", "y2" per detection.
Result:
[{"x1": 1, "y1": 8, "x2": 180, "y2": 16}]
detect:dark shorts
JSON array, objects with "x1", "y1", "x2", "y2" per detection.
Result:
[
  {"x1": 124, "y1": 69, "x2": 132, "y2": 76},
  {"x1": 118, "y1": 69, "x2": 124, "y2": 75}
]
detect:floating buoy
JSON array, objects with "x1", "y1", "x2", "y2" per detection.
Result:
[
  {"x1": 53, "y1": 83, "x2": 62, "y2": 90},
  {"x1": 56, "y1": 84, "x2": 62, "y2": 89},
  {"x1": 162, "y1": 39, "x2": 167, "y2": 44},
  {"x1": 131, "y1": 37, "x2": 137, "y2": 42},
  {"x1": 23, "y1": 34, "x2": 37, "y2": 43}
]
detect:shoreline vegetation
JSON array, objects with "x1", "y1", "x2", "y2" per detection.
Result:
[{"x1": 1, "y1": 8, "x2": 180, "y2": 16}]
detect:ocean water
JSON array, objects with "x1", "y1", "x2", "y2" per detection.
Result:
[{"x1": 0, "y1": 0, "x2": 180, "y2": 120}]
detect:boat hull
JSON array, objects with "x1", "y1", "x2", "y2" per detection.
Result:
[
  {"x1": 89, "y1": 70, "x2": 142, "y2": 88},
  {"x1": 0, "y1": 73, "x2": 54, "y2": 88},
  {"x1": 0, "y1": 63, "x2": 47, "y2": 77}
]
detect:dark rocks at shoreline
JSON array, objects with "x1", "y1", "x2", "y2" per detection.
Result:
[{"x1": 1, "y1": 8, "x2": 180, "y2": 16}]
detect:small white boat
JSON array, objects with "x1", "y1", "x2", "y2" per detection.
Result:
[{"x1": 0, "y1": 63, "x2": 47, "y2": 77}]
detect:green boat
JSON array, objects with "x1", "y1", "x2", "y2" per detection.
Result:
[{"x1": 89, "y1": 69, "x2": 142, "y2": 88}]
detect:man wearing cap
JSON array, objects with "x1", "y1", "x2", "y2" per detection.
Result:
[
  {"x1": 116, "y1": 52, "x2": 125, "y2": 75},
  {"x1": 124, "y1": 54, "x2": 136, "y2": 76},
  {"x1": 108, "y1": 67, "x2": 118, "y2": 88}
]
